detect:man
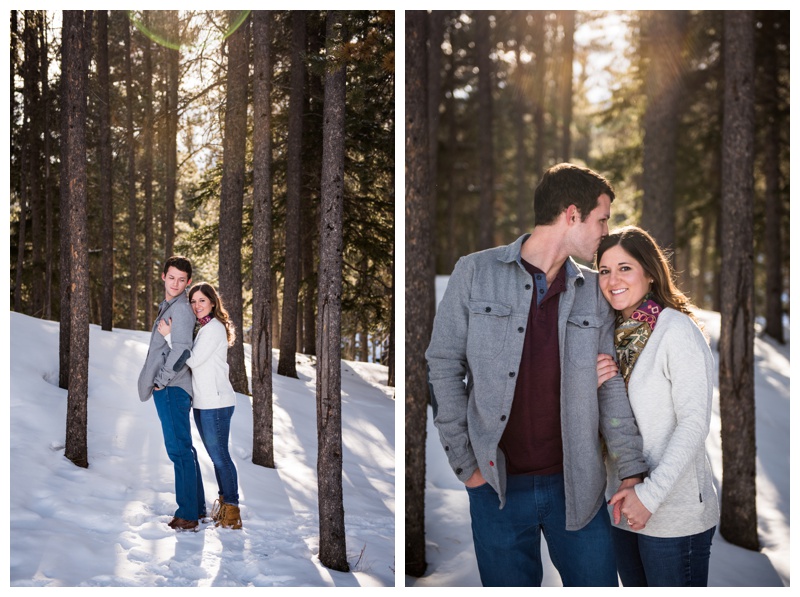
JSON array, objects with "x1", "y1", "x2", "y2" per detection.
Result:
[
  {"x1": 137, "y1": 255, "x2": 205, "y2": 531},
  {"x1": 426, "y1": 163, "x2": 648, "y2": 586}
]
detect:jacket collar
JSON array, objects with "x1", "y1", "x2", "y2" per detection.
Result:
[{"x1": 497, "y1": 233, "x2": 585, "y2": 286}]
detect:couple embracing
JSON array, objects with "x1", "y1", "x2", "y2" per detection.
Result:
[
  {"x1": 426, "y1": 163, "x2": 719, "y2": 587},
  {"x1": 137, "y1": 256, "x2": 242, "y2": 532}
]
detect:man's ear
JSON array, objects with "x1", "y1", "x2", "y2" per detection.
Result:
[
  {"x1": 565, "y1": 204, "x2": 580, "y2": 225},
  {"x1": 161, "y1": 272, "x2": 166, "y2": 282},
  {"x1": 187, "y1": 278, "x2": 192, "y2": 288}
]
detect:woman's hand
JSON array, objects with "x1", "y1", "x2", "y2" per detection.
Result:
[
  {"x1": 609, "y1": 485, "x2": 652, "y2": 531},
  {"x1": 157, "y1": 317, "x2": 172, "y2": 337},
  {"x1": 596, "y1": 353, "x2": 619, "y2": 388}
]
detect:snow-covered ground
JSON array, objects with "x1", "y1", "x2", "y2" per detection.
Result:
[
  {"x1": 408, "y1": 277, "x2": 790, "y2": 587},
  {"x1": 8, "y1": 312, "x2": 395, "y2": 587}
]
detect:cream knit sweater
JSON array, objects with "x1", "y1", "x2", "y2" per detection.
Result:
[{"x1": 605, "y1": 308, "x2": 719, "y2": 538}]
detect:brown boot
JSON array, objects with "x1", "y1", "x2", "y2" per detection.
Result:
[
  {"x1": 216, "y1": 503, "x2": 242, "y2": 529},
  {"x1": 211, "y1": 496, "x2": 226, "y2": 523},
  {"x1": 169, "y1": 517, "x2": 199, "y2": 531}
]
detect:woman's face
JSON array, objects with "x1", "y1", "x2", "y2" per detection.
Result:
[
  {"x1": 190, "y1": 290, "x2": 214, "y2": 320},
  {"x1": 597, "y1": 245, "x2": 652, "y2": 320}
]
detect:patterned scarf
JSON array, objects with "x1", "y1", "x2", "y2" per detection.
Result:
[
  {"x1": 614, "y1": 298, "x2": 662, "y2": 387},
  {"x1": 194, "y1": 314, "x2": 214, "y2": 339}
]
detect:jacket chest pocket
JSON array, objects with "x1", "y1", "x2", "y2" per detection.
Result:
[
  {"x1": 467, "y1": 299, "x2": 512, "y2": 360},
  {"x1": 565, "y1": 314, "x2": 603, "y2": 367}
]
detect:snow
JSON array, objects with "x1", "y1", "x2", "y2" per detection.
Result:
[
  {"x1": 407, "y1": 277, "x2": 790, "y2": 587},
  {"x1": 8, "y1": 312, "x2": 395, "y2": 587}
]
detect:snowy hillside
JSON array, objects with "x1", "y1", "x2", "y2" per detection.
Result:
[{"x1": 9, "y1": 312, "x2": 395, "y2": 587}]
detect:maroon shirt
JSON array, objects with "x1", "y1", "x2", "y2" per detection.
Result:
[{"x1": 498, "y1": 259, "x2": 566, "y2": 475}]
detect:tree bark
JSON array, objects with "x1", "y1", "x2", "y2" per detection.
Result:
[
  {"x1": 316, "y1": 9, "x2": 348, "y2": 574},
  {"x1": 719, "y1": 10, "x2": 758, "y2": 551},
  {"x1": 40, "y1": 14, "x2": 54, "y2": 320},
  {"x1": 142, "y1": 18, "x2": 155, "y2": 331},
  {"x1": 97, "y1": 10, "x2": 114, "y2": 332},
  {"x1": 530, "y1": 11, "x2": 546, "y2": 197},
  {"x1": 164, "y1": 10, "x2": 180, "y2": 260},
  {"x1": 640, "y1": 10, "x2": 686, "y2": 256},
  {"x1": 25, "y1": 11, "x2": 44, "y2": 317},
  {"x1": 62, "y1": 9, "x2": 90, "y2": 469},
  {"x1": 405, "y1": 9, "x2": 431, "y2": 579},
  {"x1": 124, "y1": 15, "x2": 138, "y2": 330},
  {"x1": 251, "y1": 9, "x2": 274, "y2": 469},
  {"x1": 218, "y1": 11, "x2": 250, "y2": 395},
  {"x1": 476, "y1": 11, "x2": 494, "y2": 250},
  {"x1": 762, "y1": 12, "x2": 784, "y2": 344},
  {"x1": 278, "y1": 11, "x2": 307, "y2": 379},
  {"x1": 558, "y1": 10, "x2": 574, "y2": 162}
]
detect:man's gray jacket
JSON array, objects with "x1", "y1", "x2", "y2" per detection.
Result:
[
  {"x1": 137, "y1": 293, "x2": 195, "y2": 402},
  {"x1": 425, "y1": 234, "x2": 648, "y2": 531}
]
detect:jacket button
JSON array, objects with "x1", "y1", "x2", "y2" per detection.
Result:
[
  {"x1": 525, "y1": 284, "x2": 531, "y2": 290},
  {"x1": 485, "y1": 306, "x2": 492, "y2": 313},
  {"x1": 489, "y1": 461, "x2": 495, "y2": 467},
  {"x1": 444, "y1": 446, "x2": 449, "y2": 451},
  {"x1": 518, "y1": 327, "x2": 524, "y2": 333},
  {"x1": 500, "y1": 415, "x2": 506, "y2": 421},
  {"x1": 583, "y1": 320, "x2": 589, "y2": 326},
  {"x1": 455, "y1": 468, "x2": 462, "y2": 475},
  {"x1": 509, "y1": 372, "x2": 515, "y2": 378}
]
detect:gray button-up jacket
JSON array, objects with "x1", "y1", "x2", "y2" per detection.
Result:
[
  {"x1": 137, "y1": 292, "x2": 195, "y2": 402},
  {"x1": 426, "y1": 234, "x2": 647, "y2": 530}
]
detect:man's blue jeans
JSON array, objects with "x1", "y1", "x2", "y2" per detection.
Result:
[
  {"x1": 611, "y1": 525, "x2": 715, "y2": 586},
  {"x1": 193, "y1": 406, "x2": 239, "y2": 506},
  {"x1": 466, "y1": 472, "x2": 618, "y2": 587},
  {"x1": 153, "y1": 387, "x2": 205, "y2": 520}
]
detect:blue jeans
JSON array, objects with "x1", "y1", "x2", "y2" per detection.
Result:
[
  {"x1": 193, "y1": 406, "x2": 239, "y2": 506},
  {"x1": 153, "y1": 387, "x2": 205, "y2": 520},
  {"x1": 612, "y1": 525, "x2": 715, "y2": 586},
  {"x1": 466, "y1": 473, "x2": 618, "y2": 587}
]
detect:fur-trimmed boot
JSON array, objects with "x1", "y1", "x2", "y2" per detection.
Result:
[{"x1": 216, "y1": 503, "x2": 242, "y2": 529}]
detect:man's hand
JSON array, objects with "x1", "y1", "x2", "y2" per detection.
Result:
[
  {"x1": 609, "y1": 478, "x2": 651, "y2": 531},
  {"x1": 596, "y1": 353, "x2": 618, "y2": 388},
  {"x1": 464, "y1": 468, "x2": 487, "y2": 488}
]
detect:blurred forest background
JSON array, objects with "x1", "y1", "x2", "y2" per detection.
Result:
[
  {"x1": 9, "y1": 9, "x2": 395, "y2": 371},
  {"x1": 406, "y1": 9, "x2": 788, "y2": 577},
  {"x1": 428, "y1": 10, "x2": 788, "y2": 323}
]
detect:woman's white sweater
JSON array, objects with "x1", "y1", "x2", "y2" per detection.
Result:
[
  {"x1": 605, "y1": 308, "x2": 719, "y2": 538},
  {"x1": 172, "y1": 318, "x2": 237, "y2": 410}
]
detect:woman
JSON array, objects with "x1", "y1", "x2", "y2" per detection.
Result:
[
  {"x1": 159, "y1": 282, "x2": 242, "y2": 530},
  {"x1": 595, "y1": 226, "x2": 718, "y2": 586}
]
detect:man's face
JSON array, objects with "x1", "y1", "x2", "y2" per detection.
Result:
[
  {"x1": 162, "y1": 266, "x2": 191, "y2": 301},
  {"x1": 571, "y1": 193, "x2": 611, "y2": 262}
]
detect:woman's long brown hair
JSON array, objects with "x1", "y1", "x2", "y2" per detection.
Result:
[
  {"x1": 188, "y1": 283, "x2": 236, "y2": 346},
  {"x1": 595, "y1": 225, "x2": 702, "y2": 329}
]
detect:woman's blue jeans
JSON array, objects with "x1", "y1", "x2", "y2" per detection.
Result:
[
  {"x1": 466, "y1": 472, "x2": 618, "y2": 587},
  {"x1": 193, "y1": 406, "x2": 239, "y2": 506},
  {"x1": 611, "y1": 525, "x2": 715, "y2": 586},
  {"x1": 153, "y1": 387, "x2": 205, "y2": 520}
]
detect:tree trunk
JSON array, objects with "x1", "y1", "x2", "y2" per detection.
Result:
[
  {"x1": 142, "y1": 19, "x2": 155, "y2": 331},
  {"x1": 251, "y1": 10, "x2": 275, "y2": 469},
  {"x1": 316, "y1": 9, "x2": 348, "y2": 574},
  {"x1": 124, "y1": 15, "x2": 138, "y2": 330},
  {"x1": 40, "y1": 14, "x2": 54, "y2": 320},
  {"x1": 278, "y1": 11, "x2": 307, "y2": 379},
  {"x1": 58, "y1": 11, "x2": 72, "y2": 389},
  {"x1": 719, "y1": 10, "x2": 758, "y2": 552},
  {"x1": 476, "y1": 11, "x2": 494, "y2": 250},
  {"x1": 97, "y1": 10, "x2": 114, "y2": 332},
  {"x1": 514, "y1": 40, "x2": 526, "y2": 236},
  {"x1": 218, "y1": 11, "x2": 250, "y2": 395},
  {"x1": 62, "y1": 9, "x2": 90, "y2": 469},
  {"x1": 558, "y1": 10, "x2": 574, "y2": 162},
  {"x1": 164, "y1": 10, "x2": 180, "y2": 260},
  {"x1": 762, "y1": 12, "x2": 784, "y2": 344},
  {"x1": 25, "y1": 11, "x2": 44, "y2": 317},
  {"x1": 640, "y1": 10, "x2": 686, "y2": 255},
  {"x1": 445, "y1": 45, "x2": 458, "y2": 271},
  {"x1": 405, "y1": 9, "x2": 431, "y2": 579},
  {"x1": 530, "y1": 11, "x2": 546, "y2": 197}
]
